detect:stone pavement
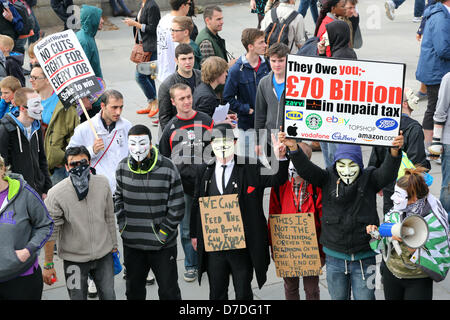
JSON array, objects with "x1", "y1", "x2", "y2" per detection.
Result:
[{"x1": 38, "y1": 0, "x2": 450, "y2": 300}]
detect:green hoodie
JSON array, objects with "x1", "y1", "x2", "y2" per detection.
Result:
[
  {"x1": 76, "y1": 5, "x2": 103, "y2": 79},
  {"x1": 0, "y1": 174, "x2": 53, "y2": 282}
]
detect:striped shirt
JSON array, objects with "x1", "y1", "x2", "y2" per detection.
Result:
[{"x1": 114, "y1": 147, "x2": 185, "y2": 251}]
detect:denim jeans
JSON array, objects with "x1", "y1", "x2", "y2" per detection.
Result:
[
  {"x1": 319, "y1": 142, "x2": 338, "y2": 168},
  {"x1": 297, "y1": 0, "x2": 319, "y2": 24},
  {"x1": 50, "y1": 0, "x2": 73, "y2": 30},
  {"x1": 441, "y1": 145, "x2": 450, "y2": 222},
  {"x1": 325, "y1": 254, "x2": 376, "y2": 300},
  {"x1": 109, "y1": 0, "x2": 131, "y2": 15},
  {"x1": 181, "y1": 193, "x2": 197, "y2": 271},
  {"x1": 135, "y1": 51, "x2": 157, "y2": 102},
  {"x1": 50, "y1": 167, "x2": 68, "y2": 186},
  {"x1": 236, "y1": 129, "x2": 257, "y2": 161},
  {"x1": 63, "y1": 253, "x2": 116, "y2": 300},
  {"x1": 392, "y1": 0, "x2": 425, "y2": 17}
]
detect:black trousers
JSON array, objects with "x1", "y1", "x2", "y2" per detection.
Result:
[
  {"x1": 206, "y1": 249, "x2": 254, "y2": 300},
  {"x1": 0, "y1": 265, "x2": 43, "y2": 300},
  {"x1": 123, "y1": 245, "x2": 181, "y2": 300},
  {"x1": 381, "y1": 263, "x2": 433, "y2": 300},
  {"x1": 422, "y1": 84, "x2": 441, "y2": 130}
]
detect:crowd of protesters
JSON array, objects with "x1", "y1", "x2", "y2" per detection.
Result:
[{"x1": 0, "y1": 0, "x2": 449, "y2": 301}]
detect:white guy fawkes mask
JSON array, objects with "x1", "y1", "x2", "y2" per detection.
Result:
[
  {"x1": 289, "y1": 161, "x2": 299, "y2": 180},
  {"x1": 335, "y1": 158, "x2": 360, "y2": 185},
  {"x1": 211, "y1": 138, "x2": 235, "y2": 160},
  {"x1": 26, "y1": 97, "x2": 43, "y2": 120},
  {"x1": 128, "y1": 135, "x2": 150, "y2": 162},
  {"x1": 391, "y1": 185, "x2": 409, "y2": 212}
]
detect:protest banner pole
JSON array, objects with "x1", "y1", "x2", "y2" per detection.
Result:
[{"x1": 78, "y1": 98, "x2": 99, "y2": 140}]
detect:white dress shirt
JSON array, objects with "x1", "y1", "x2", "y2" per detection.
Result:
[{"x1": 214, "y1": 158, "x2": 235, "y2": 194}]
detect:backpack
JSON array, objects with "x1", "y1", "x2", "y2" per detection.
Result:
[
  {"x1": 264, "y1": 8, "x2": 299, "y2": 53},
  {"x1": 11, "y1": 0, "x2": 35, "y2": 37},
  {"x1": 296, "y1": 36, "x2": 320, "y2": 57}
]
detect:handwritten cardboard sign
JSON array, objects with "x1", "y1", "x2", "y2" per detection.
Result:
[
  {"x1": 199, "y1": 194, "x2": 246, "y2": 252},
  {"x1": 269, "y1": 213, "x2": 322, "y2": 278},
  {"x1": 284, "y1": 55, "x2": 405, "y2": 147}
]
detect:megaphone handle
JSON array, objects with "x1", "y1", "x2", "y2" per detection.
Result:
[{"x1": 392, "y1": 239, "x2": 402, "y2": 256}]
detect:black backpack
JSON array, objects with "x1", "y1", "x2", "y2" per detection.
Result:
[
  {"x1": 11, "y1": 0, "x2": 35, "y2": 36},
  {"x1": 264, "y1": 8, "x2": 298, "y2": 53}
]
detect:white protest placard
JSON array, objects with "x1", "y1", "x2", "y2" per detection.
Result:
[
  {"x1": 283, "y1": 55, "x2": 405, "y2": 147},
  {"x1": 34, "y1": 29, "x2": 102, "y2": 109}
]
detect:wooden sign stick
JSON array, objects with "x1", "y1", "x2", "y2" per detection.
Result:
[{"x1": 78, "y1": 98, "x2": 99, "y2": 140}]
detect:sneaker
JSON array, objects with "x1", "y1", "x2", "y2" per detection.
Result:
[
  {"x1": 146, "y1": 272, "x2": 155, "y2": 285},
  {"x1": 412, "y1": 16, "x2": 422, "y2": 23},
  {"x1": 385, "y1": 0, "x2": 395, "y2": 20},
  {"x1": 88, "y1": 279, "x2": 98, "y2": 298},
  {"x1": 183, "y1": 269, "x2": 197, "y2": 282}
]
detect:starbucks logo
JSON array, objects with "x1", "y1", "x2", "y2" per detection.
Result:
[{"x1": 306, "y1": 113, "x2": 322, "y2": 130}]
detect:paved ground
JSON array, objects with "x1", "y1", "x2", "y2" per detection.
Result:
[{"x1": 37, "y1": 0, "x2": 450, "y2": 300}]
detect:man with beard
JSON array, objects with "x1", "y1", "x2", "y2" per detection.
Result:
[{"x1": 42, "y1": 146, "x2": 118, "y2": 300}]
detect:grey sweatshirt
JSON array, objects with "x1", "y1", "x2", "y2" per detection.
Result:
[
  {"x1": 254, "y1": 71, "x2": 286, "y2": 145},
  {"x1": 45, "y1": 174, "x2": 118, "y2": 263},
  {"x1": 433, "y1": 72, "x2": 450, "y2": 144},
  {"x1": 0, "y1": 173, "x2": 54, "y2": 282}
]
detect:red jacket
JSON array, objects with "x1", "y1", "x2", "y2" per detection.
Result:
[
  {"x1": 268, "y1": 179, "x2": 324, "y2": 258},
  {"x1": 317, "y1": 15, "x2": 334, "y2": 57}
]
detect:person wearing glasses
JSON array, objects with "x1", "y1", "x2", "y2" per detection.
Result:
[
  {"x1": 0, "y1": 87, "x2": 51, "y2": 200},
  {"x1": 156, "y1": 0, "x2": 192, "y2": 83},
  {"x1": 42, "y1": 146, "x2": 118, "y2": 300},
  {"x1": 29, "y1": 64, "x2": 79, "y2": 186},
  {"x1": 171, "y1": 16, "x2": 202, "y2": 70}
]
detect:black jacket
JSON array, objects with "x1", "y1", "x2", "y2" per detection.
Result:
[
  {"x1": 193, "y1": 82, "x2": 220, "y2": 118},
  {"x1": 133, "y1": 0, "x2": 160, "y2": 53},
  {"x1": 0, "y1": 114, "x2": 52, "y2": 195},
  {"x1": 158, "y1": 69, "x2": 202, "y2": 131},
  {"x1": 190, "y1": 156, "x2": 289, "y2": 289},
  {"x1": 289, "y1": 147, "x2": 401, "y2": 255}
]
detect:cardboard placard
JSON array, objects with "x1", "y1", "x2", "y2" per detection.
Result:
[
  {"x1": 34, "y1": 29, "x2": 102, "y2": 108},
  {"x1": 284, "y1": 55, "x2": 405, "y2": 147},
  {"x1": 199, "y1": 194, "x2": 246, "y2": 252},
  {"x1": 269, "y1": 213, "x2": 322, "y2": 278}
]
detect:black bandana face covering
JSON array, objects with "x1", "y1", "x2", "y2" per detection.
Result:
[{"x1": 69, "y1": 164, "x2": 91, "y2": 201}]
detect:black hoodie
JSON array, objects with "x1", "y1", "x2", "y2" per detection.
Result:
[
  {"x1": 0, "y1": 114, "x2": 52, "y2": 195},
  {"x1": 325, "y1": 20, "x2": 357, "y2": 59}
]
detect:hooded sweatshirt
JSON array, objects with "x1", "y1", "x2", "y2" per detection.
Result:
[
  {"x1": 325, "y1": 20, "x2": 357, "y2": 59},
  {"x1": 114, "y1": 146, "x2": 185, "y2": 251},
  {"x1": 0, "y1": 113, "x2": 52, "y2": 196},
  {"x1": 76, "y1": 5, "x2": 103, "y2": 79},
  {"x1": 289, "y1": 143, "x2": 401, "y2": 255},
  {"x1": 0, "y1": 173, "x2": 53, "y2": 282}
]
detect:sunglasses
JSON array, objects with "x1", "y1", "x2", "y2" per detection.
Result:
[{"x1": 69, "y1": 158, "x2": 89, "y2": 167}]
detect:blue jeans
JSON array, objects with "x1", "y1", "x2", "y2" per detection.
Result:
[
  {"x1": 109, "y1": 0, "x2": 131, "y2": 15},
  {"x1": 325, "y1": 255, "x2": 376, "y2": 300},
  {"x1": 50, "y1": 167, "x2": 68, "y2": 186},
  {"x1": 135, "y1": 52, "x2": 157, "y2": 102},
  {"x1": 319, "y1": 142, "x2": 338, "y2": 168},
  {"x1": 392, "y1": 0, "x2": 425, "y2": 17},
  {"x1": 297, "y1": 0, "x2": 319, "y2": 24},
  {"x1": 237, "y1": 129, "x2": 257, "y2": 160},
  {"x1": 63, "y1": 253, "x2": 116, "y2": 300},
  {"x1": 441, "y1": 145, "x2": 450, "y2": 222},
  {"x1": 181, "y1": 193, "x2": 197, "y2": 271}
]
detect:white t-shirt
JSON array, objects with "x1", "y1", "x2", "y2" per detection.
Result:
[{"x1": 157, "y1": 13, "x2": 178, "y2": 82}]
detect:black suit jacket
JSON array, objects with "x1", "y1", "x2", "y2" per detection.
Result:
[
  {"x1": 133, "y1": 0, "x2": 160, "y2": 53},
  {"x1": 190, "y1": 155, "x2": 288, "y2": 289}
]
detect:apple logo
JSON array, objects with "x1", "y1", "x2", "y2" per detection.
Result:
[{"x1": 287, "y1": 124, "x2": 298, "y2": 137}]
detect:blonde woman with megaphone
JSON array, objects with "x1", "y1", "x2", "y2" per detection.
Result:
[{"x1": 366, "y1": 167, "x2": 450, "y2": 300}]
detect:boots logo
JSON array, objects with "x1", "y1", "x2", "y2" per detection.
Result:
[
  {"x1": 375, "y1": 118, "x2": 398, "y2": 131},
  {"x1": 306, "y1": 113, "x2": 322, "y2": 130}
]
